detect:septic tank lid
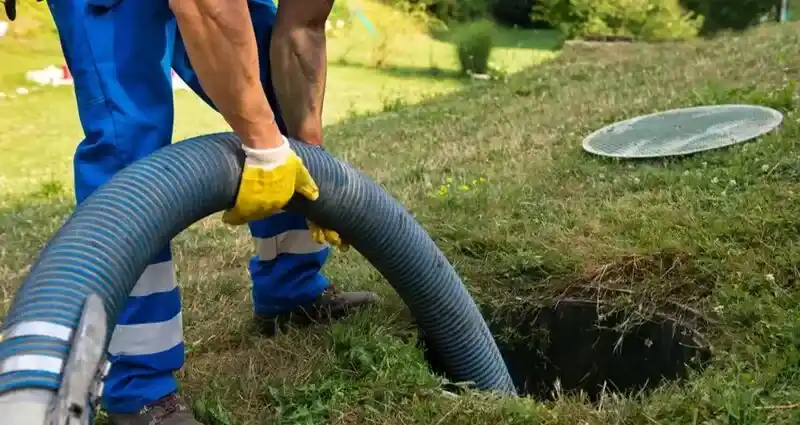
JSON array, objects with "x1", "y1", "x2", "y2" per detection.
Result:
[{"x1": 582, "y1": 104, "x2": 783, "y2": 159}]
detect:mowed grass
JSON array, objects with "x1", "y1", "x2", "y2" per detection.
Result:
[
  {"x1": 0, "y1": 0, "x2": 560, "y2": 193},
  {"x1": 0, "y1": 0, "x2": 560, "y2": 96},
  {"x1": 1, "y1": 9, "x2": 800, "y2": 425}
]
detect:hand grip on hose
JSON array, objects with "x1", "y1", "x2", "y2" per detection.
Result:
[
  {"x1": 221, "y1": 136, "x2": 319, "y2": 225},
  {"x1": 222, "y1": 136, "x2": 346, "y2": 249}
]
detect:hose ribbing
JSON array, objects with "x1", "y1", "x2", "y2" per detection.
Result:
[{"x1": 0, "y1": 133, "x2": 516, "y2": 397}]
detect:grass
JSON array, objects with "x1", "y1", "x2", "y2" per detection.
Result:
[
  {"x1": 0, "y1": 0, "x2": 561, "y2": 96},
  {"x1": 0, "y1": 0, "x2": 560, "y2": 195},
  {"x1": 0, "y1": 1, "x2": 62, "y2": 90},
  {"x1": 2, "y1": 6, "x2": 800, "y2": 425}
]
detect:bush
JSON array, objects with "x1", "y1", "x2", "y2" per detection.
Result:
[
  {"x1": 392, "y1": 0, "x2": 491, "y2": 24},
  {"x1": 532, "y1": 0, "x2": 704, "y2": 41},
  {"x1": 680, "y1": 0, "x2": 780, "y2": 35},
  {"x1": 451, "y1": 20, "x2": 498, "y2": 75},
  {"x1": 395, "y1": 0, "x2": 551, "y2": 27},
  {"x1": 490, "y1": 0, "x2": 551, "y2": 28}
]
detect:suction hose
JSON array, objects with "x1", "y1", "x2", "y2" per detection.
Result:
[{"x1": 0, "y1": 133, "x2": 516, "y2": 423}]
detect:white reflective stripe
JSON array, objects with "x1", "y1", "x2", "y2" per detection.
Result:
[
  {"x1": 0, "y1": 321, "x2": 73, "y2": 343},
  {"x1": 0, "y1": 354, "x2": 63, "y2": 375},
  {"x1": 129, "y1": 261, "x2": 178, "y2": 297},
  {"x1": 255, "y1": 229, "x2": 328, "y2": 261},
  {"x1": 107, "y1": 312, "x2": 183, "y2": 357}
]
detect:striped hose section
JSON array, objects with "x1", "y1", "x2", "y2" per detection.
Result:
[{"x1": 0, "y1": 132, "x2": 516, "y2": 396}]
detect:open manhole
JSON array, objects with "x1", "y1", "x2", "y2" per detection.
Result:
[{"x1": 420, "y1": 298, "x2": 712, "y2": 401}]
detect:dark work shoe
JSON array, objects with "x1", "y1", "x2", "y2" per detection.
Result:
[
  {"x1": 254, "y1": 284, "x2": 380, "y2": 336},
  {"x1": 107, "y1": 392, "x2": 202, "y2": 425}
]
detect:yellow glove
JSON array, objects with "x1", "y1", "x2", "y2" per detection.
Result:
[
  {"x1": 223, "y1": 137, "x2": 348, "y2": 250},
  {"x1": 309, "y1": 221, "x2": 349, "y2": 251},
  {"x1": 223, "y1": 136, "x2": 319, "y2": 225}
]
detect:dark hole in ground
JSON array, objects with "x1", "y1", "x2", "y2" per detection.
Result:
[{"x1": 419, "y1": 299, "x2": 712, "y2": 402}]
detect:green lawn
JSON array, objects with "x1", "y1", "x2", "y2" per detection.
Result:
[
  {"x1": 2, "y1": 5, "x2": 800, "y2": 425},
  {"x1": 0, "y1": 0, "x2": 560, "y2": 196}
]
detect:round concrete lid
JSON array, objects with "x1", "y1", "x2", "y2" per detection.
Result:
[{"x1": 582, "y1": 104, "x2": 784, "y2": 159}]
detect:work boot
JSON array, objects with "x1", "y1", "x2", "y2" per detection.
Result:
[
  {"x1": 107, "y1": 392, "x2": 202, "y2": 425},
  {"x1": 254, "y1": 284, "x2": 380, "y2": 336}
]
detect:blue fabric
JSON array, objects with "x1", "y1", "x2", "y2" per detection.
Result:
[
  {"x1": 46, "y1": 0, "x2": 329, "y2": 414},
  {"x1": 247, "y1": 215, "x2": 330, "y2": 315}
]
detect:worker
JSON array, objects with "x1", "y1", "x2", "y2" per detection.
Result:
[{"x1": 39, "y1": 0, "x2": 380, "y2": 423}]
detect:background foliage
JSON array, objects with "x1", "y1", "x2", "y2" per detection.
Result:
[
  {"x1": 383, "y1": 0, "x2": 786, "y2": 38},
  {"x1": 531, "y1": 0, "x2": 704, "y2": 41}
]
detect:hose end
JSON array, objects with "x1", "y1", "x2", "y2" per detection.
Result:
[{"x1": 0, "y1": 389, "x2": 54, "y2": 425}]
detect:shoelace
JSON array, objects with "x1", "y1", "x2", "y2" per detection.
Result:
[
  {"x1": 141, "y1": 394, "x2": 187, "y2": 423},
  {"x1": 322, "y1": 283, "x2": 343, "y2": 299}
]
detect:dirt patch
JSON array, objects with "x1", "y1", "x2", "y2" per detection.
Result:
[{"x1": 420, "y1": 297, "x2": 712, "y2": 401}]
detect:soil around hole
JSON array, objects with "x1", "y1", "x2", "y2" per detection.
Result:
[{"x1": 420, "y1": 298, "x2": 712, "y2": 401}]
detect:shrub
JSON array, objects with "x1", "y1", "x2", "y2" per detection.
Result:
[
  {"x1": 491, "y1": 0, "x2": 552, "y2": 28},
  {"x1": 680, "y1": 0, "x2": 780, "y2": 35},
  {"x1": 391, "y1": 0, "x2": 491, "y2": 24},
  {"x1": 451, "y1": 20, "x2": 498, "y2": 75},
  {"x1": 532, "y1": 0, "x2": 704, "y2": 42},
  {"x1": 395, "y1": 0, "x2": 550, "y2": 27}
]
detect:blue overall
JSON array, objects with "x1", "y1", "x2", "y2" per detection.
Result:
[{"x1": 45, "y1": 0, "x2": 330, "y2": 414}]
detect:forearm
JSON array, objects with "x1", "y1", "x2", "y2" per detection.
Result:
[
  {"x1": 170, "y1": 0, "x2": 282, "y2": 149},
  {"x1": 270, "y1": 4, "x2": 332, "y2": 145}
]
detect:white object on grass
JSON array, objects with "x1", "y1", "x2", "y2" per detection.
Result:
[
  {"x1": 25, "y1": 65, "x2": 74, "y2": 86},
  {"x1": 582, "y1": 104, "x2": 784, "y2": 159},
  {"x1": 0, "y1": 21, "x2": 8, "y2": 37}
]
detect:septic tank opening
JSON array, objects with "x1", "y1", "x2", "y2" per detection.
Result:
[{"x1": 420, "y1": 298, "x2": 712, "y2": 401}]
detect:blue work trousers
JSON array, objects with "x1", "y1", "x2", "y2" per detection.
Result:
[{"x1": 44, "y1": 0, "x2": 330, "y2": 413}]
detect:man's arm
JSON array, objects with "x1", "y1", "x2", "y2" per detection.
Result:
[
  {"x1": 270, "y1": 0, "x2": 334, "y2": 145},
  {"x1": 169, "y1": 0, "x2": 283, "y2": 150}
]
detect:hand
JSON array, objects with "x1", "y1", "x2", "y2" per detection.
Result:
[
  {"x1": 308, "y1": 221, "x2": 350, "y2": 251},
  {"x1": 223, "y1": 136, "x2": 319, "y2": 225}
]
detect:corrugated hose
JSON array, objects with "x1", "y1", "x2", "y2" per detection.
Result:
[{"x1": 0, "y1": 133, "x2": 516, "y2": 424}]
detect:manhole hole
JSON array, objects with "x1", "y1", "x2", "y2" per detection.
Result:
[
  {"x1": 582, "y1": 104, "x2": 783, "y2": 159},
  {"x1": 420, "y1": 299, "x2": 712, "y2": 401}
]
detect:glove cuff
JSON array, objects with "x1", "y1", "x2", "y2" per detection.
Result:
[{"x1": 241, "y1": 136, "x2": 292, "y2": 170}]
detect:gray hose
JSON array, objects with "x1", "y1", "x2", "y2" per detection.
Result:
[{"x1": 0, "y1": 133, "x2": 516, "y2": 410}]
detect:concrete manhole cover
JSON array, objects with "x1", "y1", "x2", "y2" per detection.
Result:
[{"x1": 582, "y1": 104, "x2": 784, "y2": 159}]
